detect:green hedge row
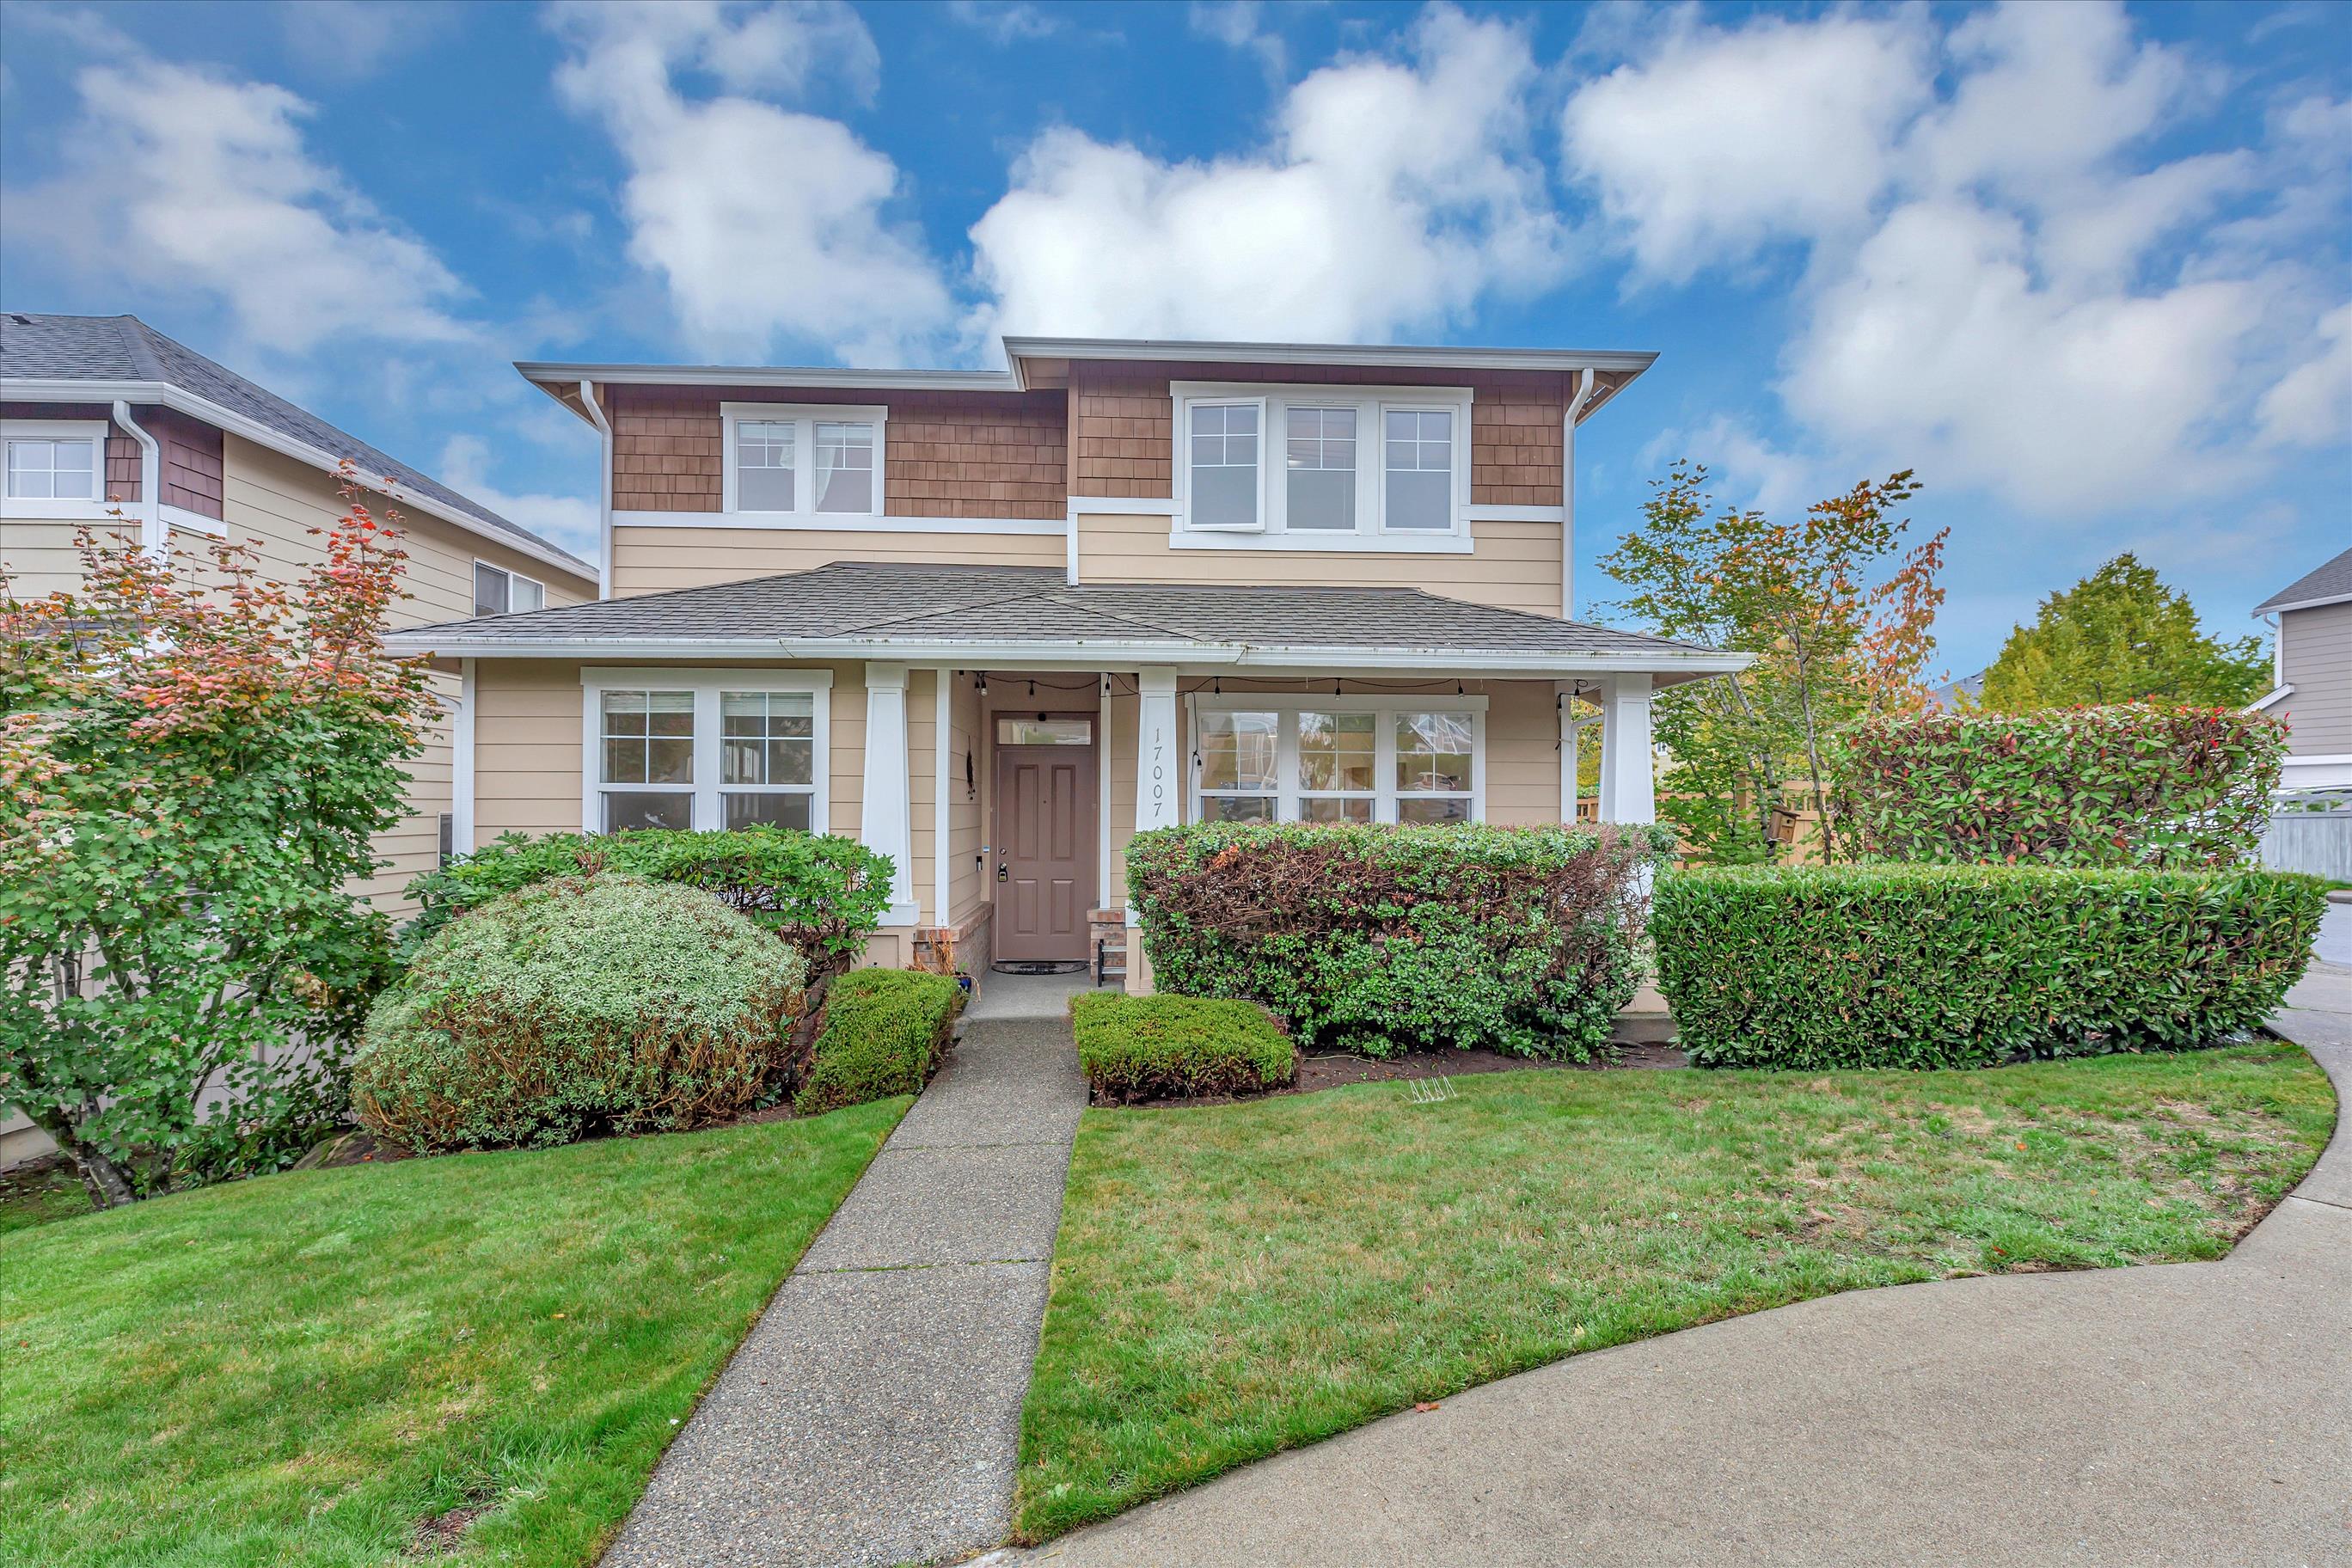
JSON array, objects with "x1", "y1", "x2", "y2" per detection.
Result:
[
  {"x1": 793, "y1": 968, "x2": 964, "y2": 1114},
  {"x1": 401, "y1": 827, "x2": 893, "y2": 965},
  {"x1": 1653, "y1": 864, "x2": 2324, "y2": 1069},
  {"x1": 1072, "y1": 993, "x2": 1295, "y2": 1103},
  {"x1": 1127, "y1": 822, "x2": 1670, "y2": 1060}
]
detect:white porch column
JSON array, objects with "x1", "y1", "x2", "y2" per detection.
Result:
[
  {"x1": 1556, "y1": 681, "x2": 1580, "y2": 826},
  {"x1": 1135, "y1": 668, "x2": 1180, "y2": 833},
  {"x1": 861, "y1": 661, "x2": 919, "y2": 925},
  {"x1": 1596, "y1": 673, "x2": 1656, "y2": 825},
  {"x1": 931, "y1": 668, "x2": 951, "y2": 928}
]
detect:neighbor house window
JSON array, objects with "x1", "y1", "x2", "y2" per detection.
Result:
[
  {"x1": 1, "y1": 420, "x2": 107, "y2": 518},
  {"x1": 722, "y1": 402, "x2": 887, "y2": 519},
  {"x1": 473, "y1": 561, "x2": 545, "y2": 616},
  {"x1": 1191, "y1": 697, "x2": 1482, "y2": 824},
  {"x1": 1172, "y1": 384, "x2": 1470, "y2": 542},
  {"x1": 583, "y1": 670, "x2": 830, "y2": 834}
]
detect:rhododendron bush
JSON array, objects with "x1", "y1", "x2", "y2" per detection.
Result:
[{"x1": 0, "y1": 488, "x2": 436, "y2": 1208}]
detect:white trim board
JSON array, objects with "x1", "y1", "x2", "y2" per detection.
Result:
[{"x1": 614, "y1": 509, "x2": 1067, "y2": 536}]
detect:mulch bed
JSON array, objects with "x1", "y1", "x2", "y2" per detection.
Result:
[{"x1": 1106, "y1": 1039, "x2": 1688, "y2": 1110}]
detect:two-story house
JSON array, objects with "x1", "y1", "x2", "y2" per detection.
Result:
[
  {"x1": 2252, "y1": 546, "x2": 2352, "y2": 791},
  {"x1": 385, "y1": 337, "x2": 1741, "y2": 990}
]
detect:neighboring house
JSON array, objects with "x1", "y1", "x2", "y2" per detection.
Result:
[
  {"x1": 1, "y1": 312, "x2": 597, "y2": 1171},
  {"x1": 1926, "y1": 671, "x2": 1985, "y2": 712},
  {"x1": 2251, "y1": 546, "x2": 2352, "y2": 791},
  {"x1": 384, "y1": 336, "x2": 1746, "y2": 993}
]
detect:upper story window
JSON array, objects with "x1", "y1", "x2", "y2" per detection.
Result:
[
  {"x1": 1, "y1": 420, "x2": 107, "y2": 518},
  {"x1": 583, "y1": 669, "x2": 830, "y2": 836},
  {"x1": 1171, "y1": 383, "x2": 1472, "y2": 548},
  {"x1": 474, "y1": 560, "x2": 545, "y2": 616},
  {"x1": 721, "y1": 401, "x2": 886, "y2": 519},
  {"x1": 1191, "y1": 696, "x2": 1483, "y2": 824}
]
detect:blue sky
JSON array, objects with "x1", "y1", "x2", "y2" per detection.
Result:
[{"x1": 2, "y1": 0, "x2": 2345, "y2": 674}]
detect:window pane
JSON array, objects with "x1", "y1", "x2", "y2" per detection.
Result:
[
  {"x1": 1384, "y1": 409, "x2": 1454, "y2": 530},
  {"x1": 1288, "y1": 468, "x2": 1354, "y2": 530},
  {"x1": 725, "y1": 793, "x2": 812, "y2": 831},
  {"x1": 1198, "y1": 794, "x2": 1275, "y2": 823},
  {"x1": 6, "y1": 441, "x2": 53, "y2": 500},
  {"x1": 1387, "y1": 469, "x2": 1451, "y2": 530},
  {"x1": 1394, "y1": 711, "x2": 1474, "y2": 793},
  {"x1": 1298, "y1": 711, "x2": 1375, "y2": 791},
  {"x1": 474, "y1": 561, "x2": 509, "y2": 616},
  {"x1": 720, "y1": 692, "x2": 813, "y2": 785},
  {"x1": 646, "y1": 738, "x2": 694, "y2": 784},
  {"x1": 766, "y1": 738, "x2": 814, "y2": 786},
  {"x1": 603, "y1": 738, "x2": 646, "y2": 784},
  {"x1": 48, "y1": 439, "x2": 94, "y2": 499},
  {"x1": 738, "y1": 419, "x2": 795, "y2": 511},
  {"x1": 511, "y1": 578, "x2": 544, "y2": 613},
  {"x1": 604, "y1": 792, "x2": 692, "y2": 832},
  {"x1": 1191, "y1": 403, "x2": 1260, "y2": 528},
  {"x1": 1193, "y1": 463, "x2": 1258, "y2": 529},
  {"x1": 997, "y1": 718, "x2": 1093, "y2": 745},
  {"x1": 1198, "y1": 711, "x2": 1277, "y2": 791},
  {"x1": 1300, "y1": 796, "x2": 1374, "y2": 823},
  {"x1": 739, "y1": 463, "x2": 795, "y2": 511},
  {"x1": 646, "y1": 691, "x2": 695, "y2": 736},
  {"x1": 1397, "y1": 796, "x2": 1472, "y2": 824},
  {"x1": 815, "y1": 422, "x2": 874, "y2": 513}
]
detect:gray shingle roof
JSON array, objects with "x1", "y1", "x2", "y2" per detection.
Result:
[
  {"x1": 385, "y1": 560, "x2": 1730, "y2": 668},
  {"x1": 1, "y1": 312, "x2": 593, "y2": 579},
  {"x1": 2255, "y1": 548, "x2": 2352, "y2": 613}
]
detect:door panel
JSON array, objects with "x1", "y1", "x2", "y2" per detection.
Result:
[{"x1": 995, "y1": 744, "x2": 1096, "y2": 963}]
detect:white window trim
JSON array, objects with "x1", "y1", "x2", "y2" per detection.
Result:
[
  {"x1": 720, "y1": 401, "x2": 888, "y2": 521},
  {"x1": 474, "y1": 559, "x2": 547, "y2": 616},
  {"x1": 1, "y1": 419, "x2": 113, "y2": 519},
  {"x1": 579, "y1": 667, "x2": 834, "y2": 835},
  {"x1": 1170, "y1": 382, "x2": 1475, "y2": 548},
  {"x1": 1187, "y1": 692, "x2": 1486, "y2": 824}
]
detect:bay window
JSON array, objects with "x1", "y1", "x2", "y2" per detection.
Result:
[
  {"x1": 1172, "y1": 383, "x2": 1472, "y2": 545},
  {"x1": 1189, "y1": 697, "x2": 1483, "y2": 824},
  {"x1": 721, "y1": 402, "x2": 886, "y2": 519},
  {"x1": 583, "y1": 670, "x2": 830, "y2": 834}
]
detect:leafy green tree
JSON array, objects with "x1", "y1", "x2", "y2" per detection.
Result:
[
  {"x1": 1980, "y1": 554, "x2": 2269, "y2": 711},
  {"x1": 0, "y1": 489, "x2": 435, "y2": 1208},
  {"x1": 1602, "y1": 462, "x2": 1946, "y2": 864}
]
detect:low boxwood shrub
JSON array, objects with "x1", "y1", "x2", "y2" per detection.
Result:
[
  {"x1": 1654, "y1": 864, "x2": 2325, "y2": 1070},
  {"x1": 354, "y1": 874, "x2": 808, "y2": 1151},
  {"x1": 1072, "y1": 993, "x2": 1295, "y2": 1103},
  {"x1": 1127, "y1": 822, "x2": 1671, "y2": 1059},
  {"x1": 1836, "y1": 705, "x2": 2285, "y2": 868},
  {"x1": 793, "y1": 968, "x2": 964, "y2": 1114},
  {"x1": 399, "y1": 827, "x2": 892, "y2": 967}
]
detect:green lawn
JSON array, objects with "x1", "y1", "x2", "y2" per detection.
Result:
[
  {"x1": 1016, "y1": 1043, "x2": 2334, "y2": 1540},
  {"x1": 0, "y1": 1100, "x2": 906, "y2": 1567}
]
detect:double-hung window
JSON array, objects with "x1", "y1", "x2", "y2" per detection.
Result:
[
  {"x1": 722, "y1": 402, "x2": 885, "y2": 520},
  {"x1": 584, "y1": 670, "x2": 830, "y2": 835},
  {"x1": 2, "y1": 420, "x2": 107, "y2": 518},
  {"x1": 1190, "y1": 697, "x2": 1483, "y2": 824},
  {"x1": 473, "y1": 560, "x2": 545, "y2": 616},
  {"x1": 1172, "y1": 384, "x2": 1471, "y2": 545}
]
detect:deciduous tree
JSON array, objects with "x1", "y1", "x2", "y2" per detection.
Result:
[{"x1": 1980, "y1": 553, "x2": 2269, "y2": 711}]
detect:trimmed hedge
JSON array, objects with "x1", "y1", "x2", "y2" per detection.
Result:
[
  {"x1": 400, "y1": 827, "x2": 893, "y2": 966},
  {"x1": 1072, "y1": 993, "x2": 1295, "y2": 1103},
  {"x1": 1837, "y1": 705, "x2": 2284, "y2": 868},
  {"x1": 1653, "y1": 864, "x2": 2325, "y2": 1070},
  {"x1": 1127, "y1": 822, "x2": 1670, "y2": 1059},
  {"x1": 353, "y1": 875, "x2": 807, "y2": 1150},
  {"x1": 793, "y1": 968, "x2": 964, "y2": 1114}
]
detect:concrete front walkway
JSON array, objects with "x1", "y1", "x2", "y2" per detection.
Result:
[
  {"x1": 604, "y1": 973, "x2": 1091, "y2": 1568},
  {"x1": 1013, "y1": 967, "x2": 2352, "y2": 1568}
]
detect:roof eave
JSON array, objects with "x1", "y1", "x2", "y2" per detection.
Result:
[
  {"x1": 1002, "y1": 336, "x2": 1658, "y2": 377},
  {"x1": 1, "y1": 376, "x2": 597, "y2": 584},
  {"x1": 2253, "y1": 591, "x2": 2352, "y2": 616}
]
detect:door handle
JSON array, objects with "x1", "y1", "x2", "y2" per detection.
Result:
[{"x1": 997, "y1": 862, "x2": 1008, "y2": 883}]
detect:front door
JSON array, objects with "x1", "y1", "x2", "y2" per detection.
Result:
[{"x1": 994, "y1": 731, "x2": 1096, "y2": 963}]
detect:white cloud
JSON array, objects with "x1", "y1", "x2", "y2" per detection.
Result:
[
  {"x1": 438, "y1": 434, "x2": 600, "y2": 560},
  {"x1": 548, "y1": 0, "x2": 950, "y2": 365},
  {"x1": 7, "y1": 57, "x2": 467, "y2": 353},
  {"x1": 1561, "y1": 13, "x2": 1931, "y2": 284},
  {"x1": 1190, "y1": 1, "x2": 1288, "y2": 83},
  {"x1": 1561, "y1": 0, "x2": 2344, "y2": 517},
  {"x1": 944, "y1": 1, "x2": 1059, "y2": 44},
  {"x1": 2257, "y1": 302, "x2": 2352, "y2": 449},
  {"x1": 279, "y1": 2, "x2": 455, "y2": 73},
  {"x1": 968, "y1": 6, "x2": 1566, "y2": 343}
]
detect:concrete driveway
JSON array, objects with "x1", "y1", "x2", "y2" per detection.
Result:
[{"x1": 1008, "y1": 968, "x2": 2352, "y2": 1568}]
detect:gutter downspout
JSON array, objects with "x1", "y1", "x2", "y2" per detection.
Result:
[
  {"x1": 112, "y1": 401, "x2": 162, "y2": 559},
  {"x1": 579, "y1": 380, "x2": 614, "y2": 600},
  {"x1": 1561, "y1": 368, "x2": 1597, "y2": 622}
]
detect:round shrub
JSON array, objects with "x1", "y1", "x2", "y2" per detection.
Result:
[
  {"x1": 353, "y1": 874, "x2": 808, "y2": 1152},
  {"x1": 793, "y1": 968, "x2": 964, "y2": 1115}
]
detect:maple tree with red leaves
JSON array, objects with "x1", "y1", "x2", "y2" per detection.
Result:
[{"x1": 0, "y1": 475, "x2": 436, "y2": 1209}]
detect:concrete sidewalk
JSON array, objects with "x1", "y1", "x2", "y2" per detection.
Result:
[
  {"x1": 603, "y1": 973, "x2": 1091, "y2": 1568},
  {"x1": 1012, "y1": 968, "x2": 2352, "y2": 1568}
]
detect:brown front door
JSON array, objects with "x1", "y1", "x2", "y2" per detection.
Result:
[{"x1": 994, "y1": 739, "x2": 1096, "y2": 963}]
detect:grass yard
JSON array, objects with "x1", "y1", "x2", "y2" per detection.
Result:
[
  {"x1": 1016, "y1": 1042, "x2": 2335, "y2": 1540},
  {"x1": 0, "y1": 1099, "x2": 907, "y2": 1567}
]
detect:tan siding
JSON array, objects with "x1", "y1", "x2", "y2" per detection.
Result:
[
  {"x1": 2281, "y1": 601, "x2": 2352, "y2": 756},
  {"x1": 0, "y1": 517, "x2": 139, "y2": 600},
  {"x1": 609, "y1": 523, "x2": 1063, "y2": 596},
  {"x1": 607, "y1": 383, "x2": 1069, "y2": 519},
  {"x1": 1074, "y1": 511, "x2": 1560, "y2": 616}
]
